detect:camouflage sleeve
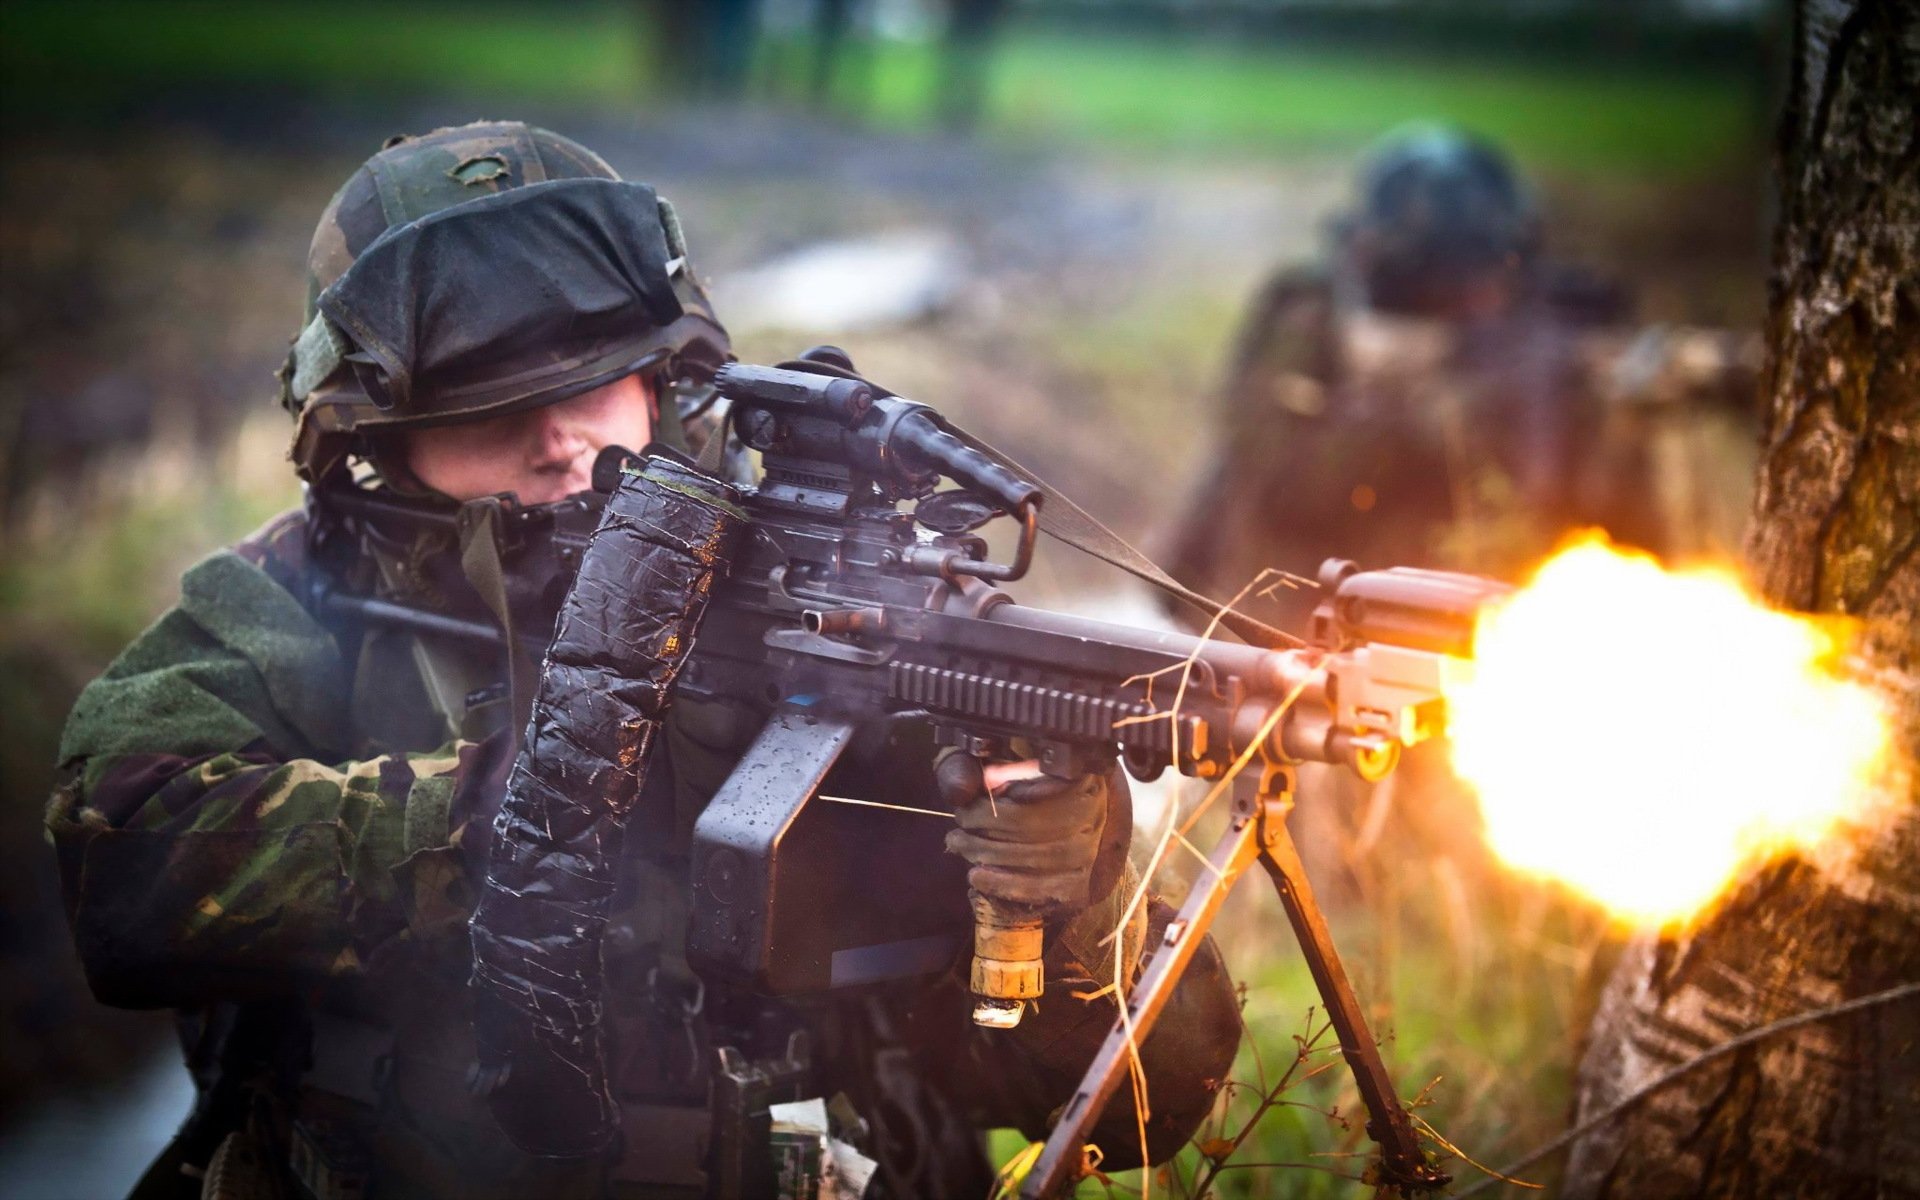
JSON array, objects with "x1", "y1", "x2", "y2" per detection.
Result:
[{"x1": 45, "y1": 548, "x2": 506, "y2": 1009}]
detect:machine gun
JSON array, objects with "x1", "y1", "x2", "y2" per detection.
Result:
[{"x1": 316, "y1": 353, "x2": 1503, "y2": 1195}]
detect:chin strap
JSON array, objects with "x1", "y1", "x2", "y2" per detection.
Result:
[
  {"x1": 455, "y1": 497, "x2": 535, "y2": 725},
  {"x1": 283, "y1": 310, "x2": 351, "y2": 412}
]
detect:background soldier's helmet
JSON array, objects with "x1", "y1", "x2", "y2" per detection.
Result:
[
  {"x1": 1342, "y1": 126, "x2": 1542, "y2": 284},
  {"x1": 282, "y1": 120, "x2": 730, "y2": 484}
]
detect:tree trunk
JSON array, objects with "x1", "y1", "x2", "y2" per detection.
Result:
[{"x1": 1562, "y1": 3, "x2": 1920, "y2": 1197}]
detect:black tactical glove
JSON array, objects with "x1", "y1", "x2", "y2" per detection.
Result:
[{"x1": 935, "y1": 751, "x2": 1132, "y2": 921}]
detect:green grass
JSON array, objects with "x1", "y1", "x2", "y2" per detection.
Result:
[
  {"x1": 3, "y1": 1, "x2": 1759, "y2": 176},
  {"x1": 981, "y1": 893, "x2": 1605, "y2": 1198},
  {"x1": 1, "y1": 1, "x2": 648, "y2": 105},
  {"x1": 863, "y1": 33, "x2": 1758, "y2": 174}
]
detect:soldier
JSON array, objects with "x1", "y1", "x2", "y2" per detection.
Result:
[
  {"x1": 1159, "y1": 127, "x2": 1757, "y2": 920},
  {"x1": 46, "y1": 122, "x2": 1239, "y2": 1200},
  {"x1": 1162, "y1": 126, "x2": 1755, "y2": 627}
]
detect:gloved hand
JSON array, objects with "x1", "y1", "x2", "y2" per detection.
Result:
[{"x1": 935, "y1": 750, "x2": 1132, "y2": 921}]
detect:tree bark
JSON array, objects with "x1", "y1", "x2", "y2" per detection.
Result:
[{"x1": 1562, "y1": 3, "x2": 1920, "y2": 1197}]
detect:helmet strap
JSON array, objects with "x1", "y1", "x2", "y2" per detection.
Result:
[
  {"x1": 653, "y1": 365, "x2": 695, "y2": 455},
  {"x1": 454, "y1": 498, "x2": 535, "y2": 725}
]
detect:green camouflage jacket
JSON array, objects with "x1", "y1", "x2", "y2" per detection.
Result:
[{"x1": 47, "y1": 510, "x2": 1240, "y2": 1200}]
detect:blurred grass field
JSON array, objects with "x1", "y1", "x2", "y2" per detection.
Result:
[
  {"x1": 856, "y1": 33, "x2": 1758, "y2": 174},
  {"x1": 4, "y1": 1, "x2": 1761, "y2": 175}
]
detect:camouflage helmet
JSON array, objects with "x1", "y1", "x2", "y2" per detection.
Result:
[
  {"x1": 1341, "y1": 125, "x2": 1541, "y2": 288},
  {"x1": 283, "y1": 121, "x2": 729, "y2": 482}
]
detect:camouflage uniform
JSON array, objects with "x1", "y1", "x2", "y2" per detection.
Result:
[
  {"x1": 47, "y1": 124, "x2": 1240, "y2": 1199},
  {"x1": 1164, "y1": 130, "x2": 1759, "y2": 622},
  {"x1": 1163, "y1": 271, "x2": 1759, "y2": 618}
]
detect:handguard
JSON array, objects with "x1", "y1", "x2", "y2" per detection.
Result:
[{"x1": 468, "y1": 455, "x2": 746, "y2": 1157}]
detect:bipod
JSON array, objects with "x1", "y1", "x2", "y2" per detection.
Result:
[{"x1": 1019, "y1": 764, "x2": 1450, "y2": 1198}]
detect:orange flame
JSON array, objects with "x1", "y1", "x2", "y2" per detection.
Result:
[{"x1": 1445, "y1": 535, "x2": 1891, "y2": 928}]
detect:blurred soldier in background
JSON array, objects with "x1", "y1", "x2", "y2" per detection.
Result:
[
  {"x1": 1160, "y1": 127, "x2": 1759, "y2": 923},
  {"x1": 1163, "y1": 126, "x2": 1758, "y2": 628},
  {"x1": 45, "y1": 122, "x2": 1237, "y2": 1200}
]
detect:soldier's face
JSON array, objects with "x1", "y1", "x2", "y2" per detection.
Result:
[{"x1": 402, "y1": 373, "x2": 655, "y2": 505}]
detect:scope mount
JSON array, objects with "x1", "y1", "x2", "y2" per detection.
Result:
[{"x1": 713, "y1": 359, "x2": 1042, "y2": 584}]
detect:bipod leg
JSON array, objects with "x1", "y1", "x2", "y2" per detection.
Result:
[
  {"x1": 1254, "y1": 778, "x2": 1448, "y2": 1193},
  {"x1": 1018, "y1": 782, "x2": 1268, "y2": 1199}
]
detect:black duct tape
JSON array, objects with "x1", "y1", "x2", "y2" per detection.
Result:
[{"x1": 469, "y1": 456, "x2": 746, "y2": 1156}]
